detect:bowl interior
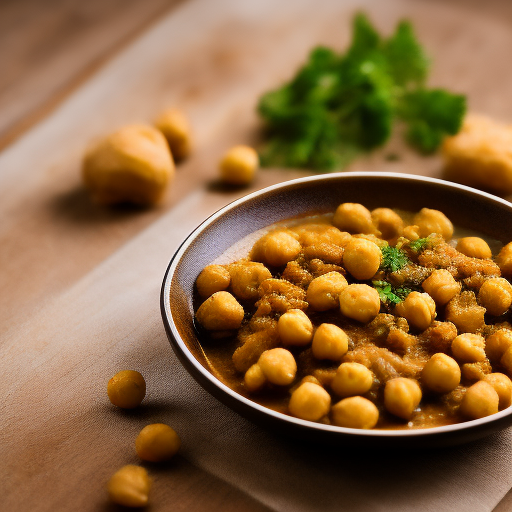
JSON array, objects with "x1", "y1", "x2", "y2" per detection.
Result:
[{"x1": 162, "y1": 172, "x2": 512, "y2": 446}]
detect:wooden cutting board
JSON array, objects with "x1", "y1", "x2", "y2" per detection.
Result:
[{"x1": 1, "y1": 0, "x2": 512, "y2": 510}]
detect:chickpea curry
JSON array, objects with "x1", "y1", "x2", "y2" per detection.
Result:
[{"x1": 193, "y1": 203, "x2": 512, "y2": 430}]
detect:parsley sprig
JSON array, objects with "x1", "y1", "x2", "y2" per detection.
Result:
[
  {"x1": 258, "y1": 13, "x2": 466, "y2": 170},
  {"x1": 373, "y1": 281, "x2": 411, "y2": 305},
  {"x1": 380, "y1": 246, "x2": 410, "y2": 273}
]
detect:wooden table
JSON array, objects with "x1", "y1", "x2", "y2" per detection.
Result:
[{"x1": 2, "y1": 0, "x2": 512, "y2": 510}]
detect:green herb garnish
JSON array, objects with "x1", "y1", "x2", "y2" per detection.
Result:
[
  {"x1": 380, "y1": 245, "x2": 410, "y2": 273},
  {"x1": 258, "y1": 13, "x2": 466, "y2": 170},
  {"x1": 373, "y1": 280, "x2": 411, "y2": 305},
  {"x1": 408, "y1": 237, "x2": 432, "y2": 252}
]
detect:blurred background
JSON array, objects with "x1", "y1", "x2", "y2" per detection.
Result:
[{"x1": 1, "y1": 0, "x2": 511, "y2": 152}]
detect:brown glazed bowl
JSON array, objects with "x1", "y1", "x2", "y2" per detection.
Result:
[{"x1": 161, "y1": 172, "x2": 512, "y2": 448}]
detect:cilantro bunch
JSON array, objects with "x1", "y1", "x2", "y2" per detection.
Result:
[{"x1": 258, "y1": 14, "x2": 466, "y2": 170}]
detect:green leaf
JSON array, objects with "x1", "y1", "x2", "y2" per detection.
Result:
[
  {"x1": 408, "y1": 237, "x2": 432, "y2": 252},
  {"x1": 383, "y1": 21, "x2": 429, "y2": 87},
  {"x1": 380, "y1": 246, "x2": 410, "y2": 273},
  {"x1": 372, "y1": 280, "x2": 411, "y2": 305}
]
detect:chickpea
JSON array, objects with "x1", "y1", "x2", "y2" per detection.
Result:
[
  {"x1": 229, "y1": 261, "x2": 272, "y2": 301},
  {"x1": 497, "y1": 242, "x2": 512, "y2": 277},
  {"x1": 483, "y1": 373, "x2": 512, "y2": 409},
  {"x1": 500, "y1": 345, "x2": 512, "y2": 375},
  {"x1": 342, "y1": 238, "x2": 382, "y2": 280},
  {"x1": 478, "y1": 278, "x2": 512, "y2": 316},
  {"x1": 331, "y1": 396, "x2": 379, "y2": 429},
  {"x1": 244, "y1": 363, "x2": 267, "y2": 392},
  {"x1": 107, "y1": 370, "x2": 146, "y2": 409},
  {"x1": 456, "y1": 237, "x2": 492, "y2": 259},
  {"x1": 135, "y1": 424, "x2": 181, "y2": 462},
  {"x1": 289, "y1": 382, "x2": 331, "y2": 421},
  {"x1": 395, "y1": 292, "x2": 436, "y2": 331},
  {"x1": 154, "y1": 108, "x2": 192, "y2": 160},
  {"x1": 451, "y1": 333, "x2": 486, "y2": 363},
  {"x1": 278, "y1": 309, "x2": 313, "y2": 346},
  {"x1": 421, "y1": 353, "x2": 461, "y2": 393},
  {"x1": 331, "y1": 362, "x2": 373, "y2": 397},
  {"x1": 413, "y1": 208, "x2": 453, "y2": 240},
  {"x1": 332, "y1": 203, "x2": 377, "y2": 235},
  {"x1": 339, "y1": 284, "x2": 380, "y2": 323},
  {"x1": 258, "y1": 348, "x2": 297, "y2": 386},
  {"x1": 306, "y1": 272, "x2": 348, "y2": 311},
  {"x1": 252, "y1": 231, "x2": 302, "y2": 267},
  {"x1": 460, "y1": 381, "x2": 499, "y2": 419},
  {"x1": 195, "y1": 291, "x2": 244, "y2": 330},
  {"x1": 219, "y1": 145, "x2": 259, "y2": 185},
  {"x1": 311, "y1": 323, "x2": 349, "y2": 361},
  {"x1": 371, "y1": 208, "x2": 404, "y2": 240},
  {"x1": 445, "y1": 291, "x2": 486, "y2": 334},
  {"x1": 421, "y1": 269, "x2": 461, "y2": 306},
  {"x1": 384, "y1": 378, "x2": 422, "y2": 420},
  {"x1": 486, "y1": 329, "x2": 512, "y2": 362},
  {"x1": 196, "y1": 265, "x2": 231, "y2": 298},
  {"x1": 235, "y1": 262, "x2": 273, "y2": 300},
  {"x1": 108, "y1": 465, "x2": 151, "y2": 508},
  {"x1": 292, "y1": 223, "x2": 350, "y2": 247},
  {"x1": 83, "y1": 124, "x2": 174, "y2": 205},
  {"x1": 403, "y1": 225, "x2": 420, "y2": 241}
]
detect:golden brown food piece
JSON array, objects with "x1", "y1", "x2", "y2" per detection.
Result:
[
  {"x1": 278, "y1": 309, "x2": 313, "y2": 347},
  {"x1": 83, "y1": 124, "x2": 174, "y2": 205},
  {"x1": 233, "y1": 326, "x2": 279, "y2": 373},
  {"x1": 289, "y1": 382, "x2": 331, "y2": 421},
  {"x1": 421, "y1": 269, "x2": 461, "y2": 306},
  {"x1": 339, "y1": 284, "x2": 381, "y2": 324},
  {"x1": 196, "y1": 264, "x2": 231, "y2": 298},
  {"x1": 461, "y1": 360, "x2": 492, "y2": 382},
  {"x1": 311, "y1": 324, "x2": 349, "y2": 361},
  {"x1": 419, "y1": 321, "x2": 458, "y2": 354},
  {"x1": 478, "y1": 277, "x2": 512, "y2": 316},
  {"x1": 254, "y1": 278, "x2": 308, "y2": 316},
  {"x1": 332, "y1": 203, "x2": 379, "y2": 235},
  {"x1": 486, "y1": 329, "x2": 512, "y2": 362},
  {"x1": 307, "y1": 259, "x2": 346, "y2": 278},
  {"x1": 496, "y1": 242, "x2": 512, "y2": 277},
  {"x1": 154, "y1": 108, "x2": 192, "y2": 160},
  {"x1": 342, "y1": 238, "x2": 381, "y2": 280},
  {"x1": 196, "y1": 291, "x2": 244, "y2": 331},
  {"x1": 258, "y1": 348, "x2": 297, "y2": 385},
  {"x1": 244, "y1": 363, "x2": 267, "y2": 392},
  {"x1": 371, "y1": 208, "x2": 404, "y2": 241},
  {"x1": 386, "y1": 328, "x2": 417, "y2": 355},
  {"x1": 418, "y1": 241, "x2": 500, "y2": 280},
  {"x1": 219, "y1": 145, "x2": 259, "y2": 185},
  {"x1": 291, "y1": 223, "x2": 351, "y2": 247},
  {"x1": 459, "y1": 380, "x2": 499, "y2": 419},
  {"x1": 228, "y1": 261, "x2": 272, "y2": 301},
  {"x1": 303, "y1": 243, "x2": 344, "y2": 264},
  {"x1": 282, "y1": 260, "x2": 313, "y2": 288},
  {"x1": 456, "y1": 237, "x2": 492, "y2": 259},
  {"x1": 483, "y1": 373, "x2": 512, "y2": 409},
  {"x1": 442, "y1": 114, "x2": 512, "y2": 195},
  {"x1": 306, "y1": 272, "x2": 348, "y2": 311},
  {"x1": 384, "y1": 378, "x2": 422, "y2": 420},
  {"x1": 107, "y1": 370, "x2": 146, "y2": 409},
  {"x1": 331, "y1": 396, "x2": 379, "y2": 429},
  {"x1": 331, "y1": 362, "x2": 373, "y2": 397},
  {"x1": 445, "y1": 291, "x2": 486, "y2": 333},
  {"x1": 422, "y1": 353, "x2": 460, "y2": 393},
  {"x1": 108, "y1": 465, "x2": 151, "y2": 508},
  {"x1": 251, "y1": 230, "x2": 302, "y2": 267},
  {"x1": 451, "y1": 333, "x2": 486, "y2": 363},
  {"x1": 135, "y1": 424, "x2": 181, "y2": 462},
  {"x1": 395, "y1": 292, "x2": 436, "y2": 332},
  {"x1": 413, "y1": 208, "x2": 453, "y2": 240}
]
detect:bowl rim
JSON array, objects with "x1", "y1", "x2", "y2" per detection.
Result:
[{"x1": 161, "y1": 171, "x2": 512, "y2": 439}]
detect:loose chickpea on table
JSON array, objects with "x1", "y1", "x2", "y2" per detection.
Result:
[{"x1": 194, "y1": 201, "x2": 512, "y2": 430}]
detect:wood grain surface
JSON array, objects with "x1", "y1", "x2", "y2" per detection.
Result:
[{"x1": 2, "y1": 0, "x2": 512, "y2": 511}]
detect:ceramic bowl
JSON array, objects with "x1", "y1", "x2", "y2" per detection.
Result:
[{"x1": 161, "y1": 172, "x2": 512, "y2": 447}]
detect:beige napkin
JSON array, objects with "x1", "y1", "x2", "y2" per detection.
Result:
[{"x1": 3, "y1": 186, "x2": 512, "y2": 512}]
